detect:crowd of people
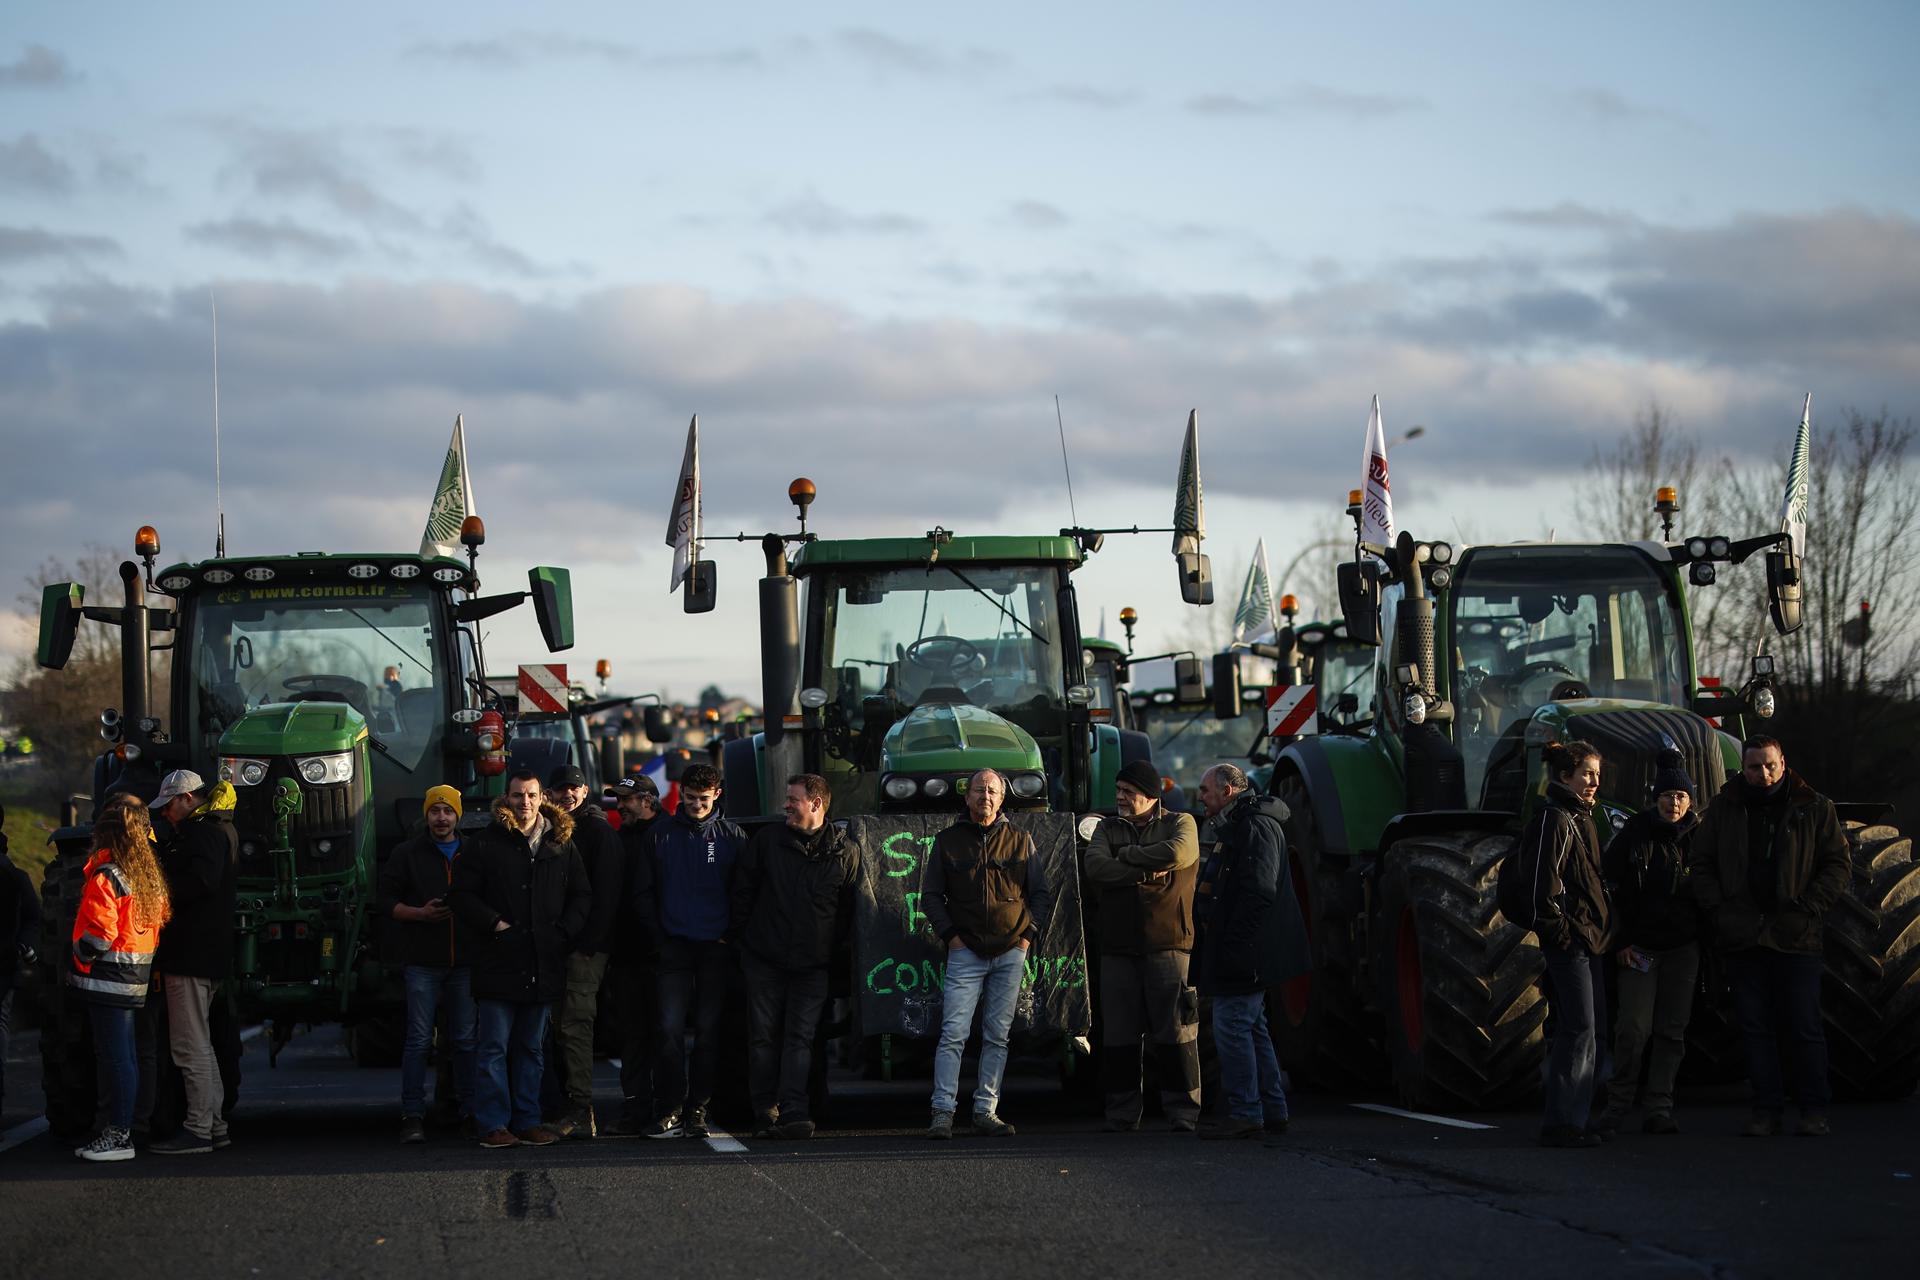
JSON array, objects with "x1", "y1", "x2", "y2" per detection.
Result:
[{"x1": 27, "y1": 728, "x2": 1858, "y2": 1162}]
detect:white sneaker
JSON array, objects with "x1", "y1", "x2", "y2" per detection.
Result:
[{"x1": 78, "y1": 1127, "x2": 135, "y2": 1162}]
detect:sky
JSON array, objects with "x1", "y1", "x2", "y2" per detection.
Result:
[{"x1": 2, "y1": 2, "x2": 1917, "y2": 700}]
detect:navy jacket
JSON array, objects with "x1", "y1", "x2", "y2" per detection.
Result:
[
  {"x1": 643, "y1": 809, "x2": 745, "y2": 945},
  {"x1": 1, "y1": 836, "x2": 42, "y2": 979},
  {"x1": 1193, "y1": 793, "x2": 1310, "y2": 997}
]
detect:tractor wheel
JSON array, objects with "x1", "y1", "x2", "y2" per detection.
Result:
[
  {"x1": 1823, "y1": 821, "x2": 1920, "y2": 1100},
  {"x1": 1374, "y1": 830, "x2": 1548, "y2": 1110},
  {"x1": 37, "y1": 839, "x2": 98, "y2": 1141},
  {"x1": 1268, "y1": 777, "x2": 1381, "y2": 1090},
  {"x1": 1678, "y1": 948, "x2": 1746, "y2": 1086}
]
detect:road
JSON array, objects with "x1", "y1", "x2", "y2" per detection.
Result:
[{"x1": 2, "y1": 1024, "x2": 1914, "y2": 1279}]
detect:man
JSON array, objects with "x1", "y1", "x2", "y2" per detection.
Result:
[
  {"x1": 1690, "y1": 735, "x2": 1850, "y2": 1137},
  {"x1": 543, "y1": 764, "x2": 625, "y2": 1140},
  {"x1": 452, "y1": 768, "x2": 591, "y2": 1149},
  {"x1": 1083, "y1": 759, "x2": 1201, "y2": 1132},
  {"x1": 149, "y1": 769, "x2": 238, "y2": 1156},
  {"x1": 638, "y1": 762, "x2": 743, "y2": 1139},
  {"x1": 730, "y1": 774, "x2": 857, "y2": 1140},
  {"x1": 605, "y1": 775, "x2": 664, "y2": 1134},
  {"x1": 376, "y1": 784, "x2": 477, "y2": 1144},
  {"x1": 0, "y1": 804, "x2": 44, "y2": 1124},
  {"x1": 923, "y1": 769, "x2": 1055, "y2": 1140},
  {"x1": 1192, "y1": 764, "x2": 1309, "y2": 1140}
]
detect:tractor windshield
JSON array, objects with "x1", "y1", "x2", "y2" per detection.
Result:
[
  {"x1": 1313, "y1": 640, "x2": 1376, "y2": 731},
  {"x1": 814, "y1": 564, "x2": 1065, "y2": 723},
  {"x1": 1140, "y1": 703, "x2": 1264, "y2": 796},
  {"x1": 182, "y1": 584, "x2": 451, "y2": 771}
]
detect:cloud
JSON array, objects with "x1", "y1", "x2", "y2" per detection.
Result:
[
  {"x1": 0, "y1": 44, "x2": 77, "y2": 89},
  {"x1": 0, "y1": 225, "x2": 120, "y2": 263},
  {"x1": 765, "y1": 194, "x2": 924, "y2": 237},
  {"x1": 0, "y1": 133, "x2": 76, "y2": 196},
  {"x1": 1031, "y1": 83, "x2": 1138, "y2": 110},
  {"x1": 218, "y1": 126, "x2": 424, "y2": 231},
  {"x1": 185, "y1": 217, "x2": 356, "y2": 263},
  {"x1": 1186, "y1": 84, "x2": 1427, "y2": 119},
  {"x1": 382, "y1": 129, "x2": 482, "y2": 183},
  {"x1": 440, "y1": 205, "x2": 570, "y2": 278},
  {"x1": 835, "y1": 28, "x2": 1002, "y2": 77},
  {"x1": 1563, "y1": 86, "x2": 1691, "y2": 129},
  {"x1": 1008, "y1": 200, "x2": 1069, "y2": 230},
  {"x1": 403, "y1": 31, "x2": 763, "y2": 72},
  {"x1": 1490, "y1": 202, "x2": 1642, "y2": 233}
]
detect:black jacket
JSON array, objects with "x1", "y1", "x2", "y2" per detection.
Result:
[
  {"x1": 155, "y1": 811, "x2": 239, "y2": 979},
  {"x1": 1511, "y1": 781, "x2": 1615, "y2": 954},
  {"x1": 1689, "y1": 770, "x2": 1851, "y2": 955},
  {"x1": 452, "y1": 801, "x2": 592, "y2": 1002},
  {"x1": 729, "y1": 822, "x2": 858, "y2": 971},
  {"x1": 1602, "y1": 809, "x2": 1700, "y2": 952},
  {"x1": 1193, "y1": 793, "x2": 1310, "y2": 997},
  {"x1": 566, "y1": 802, "x2": 626, "y2": 956},
  {"x1": 376, "y1": 830, "x2": 472, "y2": 968},
  {"x1": 1, "y1": 837, "x2": 42, "y2": 979},
  {"x1": 613, "y1": 815, "x2": 661, "y2": 963}
]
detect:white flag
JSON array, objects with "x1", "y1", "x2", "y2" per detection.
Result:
[
  {"x1": 1172, "y1": 409, "x2": 1205, "y2": 555},
  {"x1": 1359, "y1": 395, "x2": 1394, "y2": 548},
  {"x1": 1232, "y1": 538, "x2": 1276, "y2": 646},
  {"x1": 1778, "y1": 393, "x2": 1811, "y2": 559},
  {"x1": 665, "y1": 416, "x2": 702, "y2": 591},
  {"x1": 419, "y1": 414, "x2": 476, "y2": 560}
]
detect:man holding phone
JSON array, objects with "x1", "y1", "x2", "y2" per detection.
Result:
[{"x1": 378, "y1": 784, "x2": 479, "y2": 1144}]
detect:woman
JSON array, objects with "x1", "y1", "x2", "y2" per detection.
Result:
[
  {"x1": 1594, "y1": 754, "x2": 1700, "y2": 1136},
  {"x1": 69, "y1": 796, "x2": 171, "y2": 1162},
  {"x1": 1513, "y1": 741, "x2": 1615, "y2": 1149}
]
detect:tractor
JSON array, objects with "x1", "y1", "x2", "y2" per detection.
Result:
[
  {"x1": 31, "y1": 522, "x2": 573, "y2": 1136},
  {"x1": 1267, "y1": 504, "x2": 1920, "y2": 1109}
]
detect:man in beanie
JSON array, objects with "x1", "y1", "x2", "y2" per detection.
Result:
[
  {"x1": 543, "y1": 764, "x2": 623, "y2": 1139},
  {"x1": 606, "y1": 774, "x2": 664, "y2": 1134},
  {"x1": 1594, "y1": 753, "x2": 1701, "y2": 1137},
  {"x1": 1083, "y1": 760, "x2": 1202, "y2": 1131},
  {"x1": 150, "y1": 769, "x2": 238, "y2": 1155},
  {"x1": 377, "y1": 784, "x2": 478, "y2": 1143},
  {"x1": 1690, "y1": 735, "x2": 1850, "y2": 1136}
]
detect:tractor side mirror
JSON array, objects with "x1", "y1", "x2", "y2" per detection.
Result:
[
  {"x1": 37, "y1": 581, "x2": 84, "y2": 670},
  {"x1": 1765, "y1": 550, "x2": 1802, "y2": 635},
  {"x1": 1337, "y1": 561, "x2": 1381, "y2": 646},
  {"x1": 1211, "y1": 653, "x2": 1243, "y2": 720},
  {"x1": 528, "y1": 567, "x2": 575, "y2": 651},
  {"x1": 642, "y1": 706, "x2": 673, "y2": 741},
  {"x1": 1174, "y1": 656, "x2": 1206, "y2": 705},
  {"x1": 1177, "y1": 551, "x2": 1214, "y2": 606},
  {"x1": 682, "y1": 560, "x2": 718, "y2": 615}
]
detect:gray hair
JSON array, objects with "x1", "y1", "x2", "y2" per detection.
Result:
[
  {"x1": 968, "y1": 769, "x2": 1007, "y2": 795},
  {"x1": 1203, "y1": 763, "x2": 1249, "y2": 794}
]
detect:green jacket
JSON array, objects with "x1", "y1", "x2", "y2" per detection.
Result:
[
  {"x1": 1688, "y1": 770, "x2": 1851, "y2": 955},
  {"x1": 1083, "y1": 807, "x2": 1199, "y2": 955}
]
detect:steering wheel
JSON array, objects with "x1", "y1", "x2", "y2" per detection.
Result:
[
  {"x1": 903, "y1": 635, "x2": 982, "y2": 675},
  {"x1": 1503, "y1": 660, "x2": 1580, "y2": 705},
  {"x1": 282, "y1": 674, "x2": 371, "y2": 706}
]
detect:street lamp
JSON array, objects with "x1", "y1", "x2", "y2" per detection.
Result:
[{"x1": 1390, "y1": 424, "x2": 1427, "y2": 449}]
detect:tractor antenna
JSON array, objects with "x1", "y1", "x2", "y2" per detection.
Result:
[
  {"x1": 1054, "y1": 394, "x2": 1079, "y2": 527},
  {"x1": 211, "y1": 291, "x2": 226, "y2": 558}
]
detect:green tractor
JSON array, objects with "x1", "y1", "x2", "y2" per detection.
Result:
[
  {"x1": 32, "y1": 523, "x2": 574, "y2": 1135},
  {"x1": 1268, "y1": 515, "x2": 1920, "y2": 1108}
]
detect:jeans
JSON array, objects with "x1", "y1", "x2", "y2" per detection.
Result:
[
  {"x1": 162, "y1": 974, "x2": 227, "y2": 1141},
  {"x1": 1099, "y1": 951, "x2": 1201, "y2": 1126},
  {"x1": 930, "y1": 945, "x2": 1026, "y2": 1118},
  {"x1": 1211, "y1": 992, "x2": 1287, "y2": 1123},
  {"x1": 474, "y1": 999, "x2": 550, "y2": 1135},
  {"x1": 1606, "y1": 942, "x2": 1699, "y2": 1117},
  {"x1": 1541, "y1": 946, "x2": 1605, "y2": 1132},
  {"x1": 557, "y1": 952, "x2": 609, "y2": 1111},
  {"x1": 402, "y1": 965, "x2": 477, "y2": 1119},
  {"x1": 742, "y1": 950, "x2": 830, "y2": 1124},
  {"x1": 612, "y1": 957, "x2": 658, "y2": 1126},
  {"x1": 653, "y1": 939, "x2": 730, "y2": 1118},
  {"x1": 89, "y1": 1002, "x2": 137, "y2": 1132},
  {"x1": 1729, "y1": 947, "x2": 1830, "y2": 1110}
]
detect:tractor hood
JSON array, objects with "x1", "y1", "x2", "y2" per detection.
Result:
[
  {"x1": 219, "y1": 700, "x2": 369, "y2": 758},
  {"x1": 881, "y1": 702, "x2": 1043, "y2": 774},
  {"x1": 1523, "y1": 698, "x2": 1736, "y2": 813}
]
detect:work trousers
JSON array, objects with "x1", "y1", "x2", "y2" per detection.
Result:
[
  {"x1": 1605, "y1": 942, "x2": 1699, "y2": 1118},
  {"x1": 1099, "y1": 950, "x2": 1201, "y2": 1126},
  {"x1": 1729, "y1": 947, "x2": 1831, "y2": 1110},
  {"x1": 742, "y1": 950, "x2": 830, "y2": 1124},
  {"x1": 162, "y1": 974, "x2": 227, "y2": 1142},
  {"x1": 610, "y1": 956, "x2": 658, "y2": 1127},
  {"x1": 557, "y1": 951, "x2": 609, "y2": 1112}
]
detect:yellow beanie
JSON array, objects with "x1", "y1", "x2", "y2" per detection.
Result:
[{"x1": 423, "y1": 785, "x2": 463, "y2": 819}]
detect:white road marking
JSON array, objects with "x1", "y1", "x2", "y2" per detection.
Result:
[
  {"x1": 704, "y1": 1125, "x2": 747, "y2": 1153},
  {"x1": 0, "y1": 1116, "x2": 49, "y2": 1154},
  {"x1": 1350, "y1": 1103, "x2": 1497, "y2": 1131},
  {"x1": 240, "y1": 1024, "x2": 266, "y2": 1044}
]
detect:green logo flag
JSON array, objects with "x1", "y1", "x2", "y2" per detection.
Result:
[
  {"x1": 420, "y1": 415, "x2": 476, "y2": 559},
  {"x1": 1232, "y1": 538, "x2": 1275, "y2": 645},
  {"x1": 1778, "y1": 393, "x2": 1811, "y2": 558},
  {"x1": 1171, "y1": 409, "x2": 1205, "y2": 555}
]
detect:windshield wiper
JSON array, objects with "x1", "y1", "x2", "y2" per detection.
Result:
[
  {"x1": 935, "y1": 566, "x2": 1048, "y2": 645},
  {"x1": 345, "y1": 607, "x2": 435, "y2": 674},
  {"x1": 366, "y1": 734, "x2": 415, "y2": 774}
]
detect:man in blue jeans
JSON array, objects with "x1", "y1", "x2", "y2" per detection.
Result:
[
  {"x1": 1192, "y1": 764, "x2": 1309, "y2": 1140},
  {"x1": 922, "y1": 769, "x2": 1055, "y2": 1139},
  {"x1": 452, "y1": 769, "x2": 591, "y2": 1149},
  {"x1": 377, "y1": 784, "x2": 478, "y2": 1143}
]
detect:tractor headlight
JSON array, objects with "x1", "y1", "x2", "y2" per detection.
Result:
[
  {"x1": 296, "y1": 753, "x2": 354, "y2": 785},
  {"x1": 1007, "y1": 772, "x2": 1047, "y2": 800},
  {"x1": 798, "y1": 686, "x2": 830, "y2": 709},
  {"x1": 1429, "y1": 566, "x2": 1453, "y2": 589},
  {"x1": 922, "y1": 777, "x2": 951, "y2": 799},
  {"x1": 1690, "y1": 562, "x2": 1717, "y2": 586},
  {"x1": 1686, "y1": 537, "x2": 1709, "y2": 560},
  {"x1": 1708, "y1": 536, "x2": 1731, "y2": 559},
  {"x1": 1430, "y1": 541, "x2": 1454, "y2": 565},
  {"x1": 882, "y1": 775, "x2": 918, "y2": 801},
  {"x1": 1753, "y1": 686, "x2": 1776, "y2": 719},
  {"x1": 221, "y1": 756, "x2": 270, "y2": 787},
  {"x1": 1404, "y1": 692, "x2": 1428, "y2": 725}
]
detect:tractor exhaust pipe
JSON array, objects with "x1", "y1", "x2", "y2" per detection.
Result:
[
  {"x1": 118, "y1": 560, "x2": 150, "y2": 733},
  {"x1": 760, "y1": 535, "x2": 800, "y2": 748}
]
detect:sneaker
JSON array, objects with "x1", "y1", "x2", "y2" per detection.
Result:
[
  {"x1": 751, "y1": 1122, "x2": 780, "y2": 1139},
  {"x1": 479, "y1": 1128, "x2": 520, "y2": 1149},
  {"x1": 1591, "y1": 1111, "x2": 1622, "y2": 1141},
  {"x1": 543, "y1": 1114, "x2": 578, "y2": 1141},
  {"x1": 1169, "y1": 1116, "x2": 1197, "y2": 1134},
  {"x1": 1263, "y1": 1117, "x2": 1290, "y2": 1136},
  {"x1": 972, "y1": 1112, "x2": 1016, "y2": 1137},
  {"x1": 1795, "y1": 1111, "x2": 1831, "y2": 1137},
  {"x1": 399, "y1": 1116, "x2": 427, "y2": 1145},
  {"x1": 1537, "y1": 1125, "x2": 1600, "y2": 1148},
  {"x1": 682, "y1": 1106, "x2": 709, "y2": 1139},
  {"x1": 643, "y1": 1114, "x2": 683, "y2": 1139},
  {"x1": 150, "y1": 1130, "x2": 214, "y2": 1156},
  {"x1": 213, "y1": 1131, "x2": 232, "y2": 1150},
  {"x1": 1642, "y1": 1112, "x2": 1680, "y2": 1135},
  {"x1": 78, "y1": 1127, "x2": 135, "y2": 1162},
  {"x1": 1742, "y1": 1109, "x2": 1782, "y2": 1137},
  {"x1": 777, "y1": 1118, "x2": 815, "y2": 1140},
  {"x1": 515, "y1": 1127, "x2": 558, "y2": 1146},
  {"x1": 1199, "y1": 1117, "x2": 1263, "y2": 1141},
  {"x1": 1103, "y1": 1117, "x2": 1141, "y2": 1133},
  {"x1": 927, "y1": 1110, "x2": 955, "y2": 1140}
]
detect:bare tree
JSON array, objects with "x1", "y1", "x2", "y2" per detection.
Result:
[{"x1": 1575, "y1": 402, "x2": 1701, "y2": 542}]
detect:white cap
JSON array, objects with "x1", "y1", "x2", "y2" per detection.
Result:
[{"x1": 150, "y1": 769, "x2": 207, "y2": 809}]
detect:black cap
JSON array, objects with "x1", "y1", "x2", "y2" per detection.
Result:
[
  {"x1": 1116, "y1": 759, "x2": 1163, "y2": 800},
  {"x1": 548, "y1": 765, "x2": 589, "y2": 790},
  {"x1": 611, "y1": 775, "x2": 659, "y2": 798}
]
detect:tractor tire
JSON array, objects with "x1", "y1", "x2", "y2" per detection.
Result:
[
  {"x1": 1678, "y1": 948, "x2": 1746, "y2": 1086},
  {"x1": 37, "y1": 840, "x2": 98, "y2": 1141},
  {"x1": 1374, "y1": 830, "x2": 1548, "y2": 1110},
  {"x1": 1268, "y1": 777, "x2": 1382, "y2": 1090},
  {"x1": 1823, "y1": 821, "x2": 1920, "y2": 1100}
]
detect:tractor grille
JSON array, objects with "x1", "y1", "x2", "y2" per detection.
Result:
[
  {"x1": 232, "y1": 760, "x2": 363, "y2": 876},
  {"x1": 1575, "y1": 709, "x2": 1727, "y2": 808}
]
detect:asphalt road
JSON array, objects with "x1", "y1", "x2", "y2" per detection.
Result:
[{"x1": 2, "y1": 1025, "x2": 1914, "y2": 1279}]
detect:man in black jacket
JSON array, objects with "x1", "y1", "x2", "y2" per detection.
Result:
[
  {"x1": 150, "y1": 770, "x2": 239, "y2": 1156},
  {"x1": 452, "y1": 769, "x2": 591, "y2": 1149},
  {"x1": 376, "y1": 784, "x2": 477, "y2": 1144},
  {"x1": 544, "y1": 765, "x2": 625, "y2": 1140},
  {"x1": 606, "y1": 775, "x2": 663, "y2": 1135},
  {"x1": 0, "y1": 810, "x2": 44, "y2": 1125},
  {"x1": 730, "y1": 774, "x2": 857, "y2": 1140}
]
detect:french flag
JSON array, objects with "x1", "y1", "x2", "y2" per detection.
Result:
[{"x1": 643, "y1": 755, "x2": 680, "y2": 814}]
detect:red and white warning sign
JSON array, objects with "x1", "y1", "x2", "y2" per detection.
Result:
[
  {"x1": 1266, "y1": 685, "x2": 1319, "y2": 738},
  {"x1": 517, "y1": 664, "x2": 570, "y2": 715}
]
